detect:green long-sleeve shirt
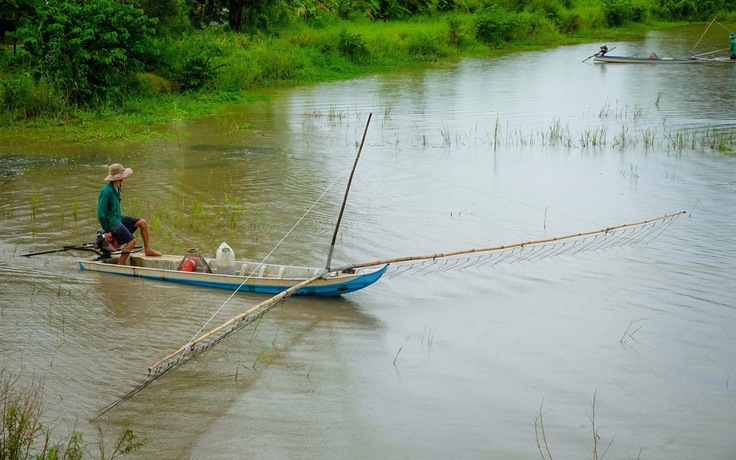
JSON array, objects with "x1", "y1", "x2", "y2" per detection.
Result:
[
  {"x1": 97, "y1": 182, "x2": 123, "y2": 232},
  {"x1": 731, "y1": 39, "x2": 736, "y2": 55}
]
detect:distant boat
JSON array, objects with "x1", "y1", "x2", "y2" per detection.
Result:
[{"x1": 594, "y1": 54, "x2": 699, "y2": 64}]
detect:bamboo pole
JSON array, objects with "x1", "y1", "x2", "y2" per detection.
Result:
[
  {"x1": 692, "y1": 48, "x2": 729, "y2": 57},
  {"x1": 326, "y1": 113, "x2": 372, "y2": 270},
  {"x1": 339, "y1": 211, "x2": 686, "y2": 270},
  {"x1": 149, "y1": 271, "x2": 325, "y2": 371},
  {"x1": 20, "y1": 244, "x2": 95, "y2": 257}
]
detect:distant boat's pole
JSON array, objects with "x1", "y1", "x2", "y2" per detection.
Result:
[
  {"x1": 692, "y1": 17, "x2": 717, "y2": 56},
  {"x1": 326, "y1": 112, "x2": 372, "y2": 270}
]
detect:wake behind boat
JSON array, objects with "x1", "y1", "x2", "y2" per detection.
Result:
[
  {"x1": 694, "y1": 56, "x2": 736, "y2": 63},
  {"x1": 78, "y1": 253, "x2": 388, "y2": 296},
  {"x1": 593, "y1": 53, "x2": 699, "y2": 64}
]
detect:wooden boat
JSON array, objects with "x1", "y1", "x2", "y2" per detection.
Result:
[
  {"x1": 593, "y1": 54, "x2": 699, "y2": 64},
  {"x1": 78, "y1": 254, "x2": 388, "y2": 297}
]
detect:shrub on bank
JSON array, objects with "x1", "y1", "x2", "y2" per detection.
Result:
[{"x1": 0, "y1": 74, "x2": 66, "y2": 121}]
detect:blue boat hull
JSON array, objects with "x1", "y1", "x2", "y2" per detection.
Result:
[{"x1": 78, "y1": 257, "x2": 387, "y2": 297}]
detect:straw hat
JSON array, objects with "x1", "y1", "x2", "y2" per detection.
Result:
[{"x1": 104, "y1": 163, "x2": 133, "y2": 181}]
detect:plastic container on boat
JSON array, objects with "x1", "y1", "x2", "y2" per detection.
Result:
[{"x1": 216, "y1": 242, "x2": 236, "y2": 275}]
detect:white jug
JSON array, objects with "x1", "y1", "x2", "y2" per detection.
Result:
[{"x1": 216, "y1": 242, "x2": 236, "y2": 275}]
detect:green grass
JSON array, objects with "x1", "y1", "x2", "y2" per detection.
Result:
[{"x1": 0, "y1": 90, "x2": 269, "y2": 145}]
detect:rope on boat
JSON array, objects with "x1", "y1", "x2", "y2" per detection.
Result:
[{"x1": 185, "y1": 163, "x2": 353, "y2": 343}]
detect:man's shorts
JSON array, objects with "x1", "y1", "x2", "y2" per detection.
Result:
[{"x1": 110, "y1": 216, "x2": 141, "y2": 245}]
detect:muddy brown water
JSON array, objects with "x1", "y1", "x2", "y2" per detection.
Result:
[{"x1": 1, "y1": 26, "x2": 736, "y2": 459}]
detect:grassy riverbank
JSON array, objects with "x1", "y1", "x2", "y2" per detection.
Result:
[{"x1": 0, "y1": 1, "x2": 725, "y2": 144}]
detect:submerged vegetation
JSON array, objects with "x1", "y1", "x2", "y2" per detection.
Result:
[
  {"x1": 535, "y1": 391, "x2": 619, "y2": 460},
  {"x1": 0, "y1": 371, "x2": 144, "y2": 459},
  {"x1": 1, "y1": 0, "x2": 735, "y2": 140}
]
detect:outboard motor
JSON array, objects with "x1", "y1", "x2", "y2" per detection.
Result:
[
  {"x1": 95, "y1": 229, "x2": 120, "y2": 259},
  {"x1": 95, "y1": 230, "x2": 111, "y2": 258}
]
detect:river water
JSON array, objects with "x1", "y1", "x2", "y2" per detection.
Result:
[{"x1": 1, "y1": 25, "x2": 736, "y2": 459}]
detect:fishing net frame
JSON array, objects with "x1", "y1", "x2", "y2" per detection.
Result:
[
  {"x1": 92, "y1": 211, "x2": 684, "y2": 419},
  {"x1": 382, "y1": 213, "x2": 680, "y2": 278}
]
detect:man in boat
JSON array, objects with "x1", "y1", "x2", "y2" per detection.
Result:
[
  {"x1": 97, "y1": 163, "x2": 162, "y2": 265},
  {"x1": 599, "y1": 44, "x2": 608, "y2": 56},
  {"x1": 730, "y1": 33, "x2": 736, "y2": 60}
]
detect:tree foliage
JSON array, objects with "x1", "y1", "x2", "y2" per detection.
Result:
[
  {"x1": 9, "y1": 0, "x2": 156, "y2": 104},
  {"x1": 0, "y1": 0, "x2": 34, "y2": 44},
  {"x1": 473, "y1": 6, "x2": 522, "y2": 45},
  {"x1": 182, "y1": 0, "x2": 276, "y2": 31}
]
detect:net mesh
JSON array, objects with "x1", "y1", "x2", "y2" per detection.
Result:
[
  {"x1": 93, "y1": 296, "x2": 286, "y2": 420},
  {"x1": 382, "y1": 213, "x2": 679, "y2": 278}
]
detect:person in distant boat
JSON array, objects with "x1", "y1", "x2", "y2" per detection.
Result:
[
  {"x1": 599, "y1": 44, "x2": 608, "y2": 56},
  {"x1": 97, "y1": 163, "x2": 162, "y2": 265},
  {"x1": 730, "y1": 33, "x2": 736, "y2": 60}
]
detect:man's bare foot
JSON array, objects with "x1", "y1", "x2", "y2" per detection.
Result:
[{"x1": 145, "y1": 249, "x2": 163, "y2": 256}]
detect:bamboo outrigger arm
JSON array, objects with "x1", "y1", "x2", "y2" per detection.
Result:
[
  {"x1": 332, "y1": 211, "x2": 687, "y2": 271},
  {"x1": 148, "y1": 270, "x2": 327, "y2": 373}
]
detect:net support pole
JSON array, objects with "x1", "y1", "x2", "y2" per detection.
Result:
[{"x1": 326, "y1": 112, "x2": 372, "y2": 270}]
